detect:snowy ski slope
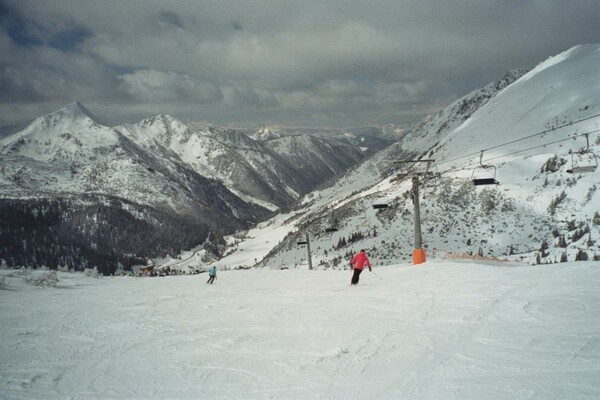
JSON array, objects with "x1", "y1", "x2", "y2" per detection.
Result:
[{"x1": 1, "y1": 261, "x2": 599, "y2": 399}]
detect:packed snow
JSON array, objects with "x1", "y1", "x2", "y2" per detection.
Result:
[{"x1": 1, "y1": 260, "x2": 599, "y2": 399}]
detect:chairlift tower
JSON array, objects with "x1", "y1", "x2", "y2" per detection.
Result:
[
  {"x1": 305, "y1": 233, "x2": 313, "y2": 270},
  {"x1": 412, "y1": 176, "x2": 424, "y2": 264},
  {"x1": 296, "y1": 233, "x2": 313, "y2": 270},
  {"x1": 395, "y1": 159, "x2": 438, "y2": 265}
]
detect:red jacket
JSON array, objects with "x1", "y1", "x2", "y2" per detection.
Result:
[{"x1": 351, "y1": 251, "x2": 371, "y2": 270}]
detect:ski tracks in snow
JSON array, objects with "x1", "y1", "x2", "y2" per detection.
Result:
[
  {"x1": 2, "y1": 264, "x2": 599, "y2": 399},
  {"x1": 403, "y1": 283, "x2": 525, "y2": 398}
]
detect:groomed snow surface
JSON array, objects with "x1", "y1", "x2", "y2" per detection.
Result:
[{"x1": 1, "y1": 261, "x2": 599, "y2": 399}]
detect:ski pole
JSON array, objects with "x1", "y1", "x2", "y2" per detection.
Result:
[{"x1": 370, "y1": 269, "x2": 383, "y2": 280}]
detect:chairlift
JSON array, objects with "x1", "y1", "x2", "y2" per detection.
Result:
[
  {"x1": 472, "y1": 151, "x2": 499, "y2": 185},
  {"x1": 372, "y1": 188, "x2": 390, "y2": 210},
  {"x1": 372, "y1": 203, "x2": 389, "y2": 209},
  {"x1": 566, "y1": 133, "x2": 598, "y2": 174}
]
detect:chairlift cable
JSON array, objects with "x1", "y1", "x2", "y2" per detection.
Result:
[
  {"x1": 434, "y1": 129, "x2": 599, "y2": 177},
  {"x1": 484, "y1": 130, "x2": 600, "y2": 163},
  {"x1": 434, "y1": 113, "x2": 600, "y2": 169},
  {"x1": 390, "y1": 116, "x2": 599, "y2": 181},
  {"x1": 483, "y1": 114, "x2": 600, "y2": 152}
]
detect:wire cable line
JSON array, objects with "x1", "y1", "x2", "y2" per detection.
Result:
[{"x1": 433, "y1": 112, "x2": 600, "y2": 169}]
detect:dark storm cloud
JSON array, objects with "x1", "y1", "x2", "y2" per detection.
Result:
[
  {"x1": 1, "y1": 0, "x2": 599, "y2": 128},
  {"x1": 48, "y1": 25, "x2": 93, "y2": 51},
  {"x1": 1, "y1": 2, "x2": 92, "y2": 50}
]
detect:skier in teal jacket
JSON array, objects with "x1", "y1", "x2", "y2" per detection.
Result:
[{"x1": 207, "y1": 266, "x2": 217, "y2": 284}]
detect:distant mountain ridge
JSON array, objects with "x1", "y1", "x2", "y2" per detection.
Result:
[{"x1": 117, "y1": 114, "x2": 382, "y2": 211}]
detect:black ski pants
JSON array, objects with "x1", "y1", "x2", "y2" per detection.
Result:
[{"x1": 351, "y1": 268, "x2": 363, "y2": 285}]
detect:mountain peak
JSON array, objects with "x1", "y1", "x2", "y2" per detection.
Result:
[
  {"x1": 20, "y1": 101, "x2": 103, "y2": 132},
  {"x1": 250, "y1": 125, "x2": 282, "y2": 141},
  {"x1": 141, "y1": 113, "x2": 188, "y2": 128},
  {"x1": 53, "y1": 101, "x2": 100, "y2": 124},
  {"x1": 138, "y1": 113, "x2": 190, "y2": 133},
  {"x1": 1, "y1": 102, "x2": 107, "y2": 148}
]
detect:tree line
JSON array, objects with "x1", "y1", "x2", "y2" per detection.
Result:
[{"x1": 0, "y1": 196, "x2": 211, "y2": 275}]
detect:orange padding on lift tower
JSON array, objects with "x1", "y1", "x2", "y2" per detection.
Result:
[{"x1": 413, "y1": 248, "x2": 426, "y2": 265}]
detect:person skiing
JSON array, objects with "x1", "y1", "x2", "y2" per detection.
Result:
[
  {"x1": 207, "y1": 266, "x2": 217, "y2": 284},
  {"x1": 350, "y1": 249, "x2": 371, "y2": 285}
]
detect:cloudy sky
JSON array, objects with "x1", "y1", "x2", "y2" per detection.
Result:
[{"x1": 1, "y1": 1, "x2": 599, "y2": 129}]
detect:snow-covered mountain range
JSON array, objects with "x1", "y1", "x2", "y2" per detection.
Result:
[
  {"x1": 0, "y1": 102, "x2": 387, "y2": 272},
  {"x1": 206, "y1": 44, "x2": 600, "y2": 271},
  {"x1": 117, "y1": 116, "x2": 384, "y2": 211}
]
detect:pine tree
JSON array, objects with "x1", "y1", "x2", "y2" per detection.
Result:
[
  {"x1": 558, "y1": 235, "x2": 567, "y2": 248},
  {"x1": 540, "y1": 239, "x2": 549, "y2": 258},
  {"x1": 593, "y1": 211, "x2": 600, "y2": 226},
  {"x1": 575, "y1": 250, "x2": 589, "y2": 261}
]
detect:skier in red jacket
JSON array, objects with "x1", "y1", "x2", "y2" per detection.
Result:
[{"x1": 350, "y1": 249, "x2": 372, "y2": 285}]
